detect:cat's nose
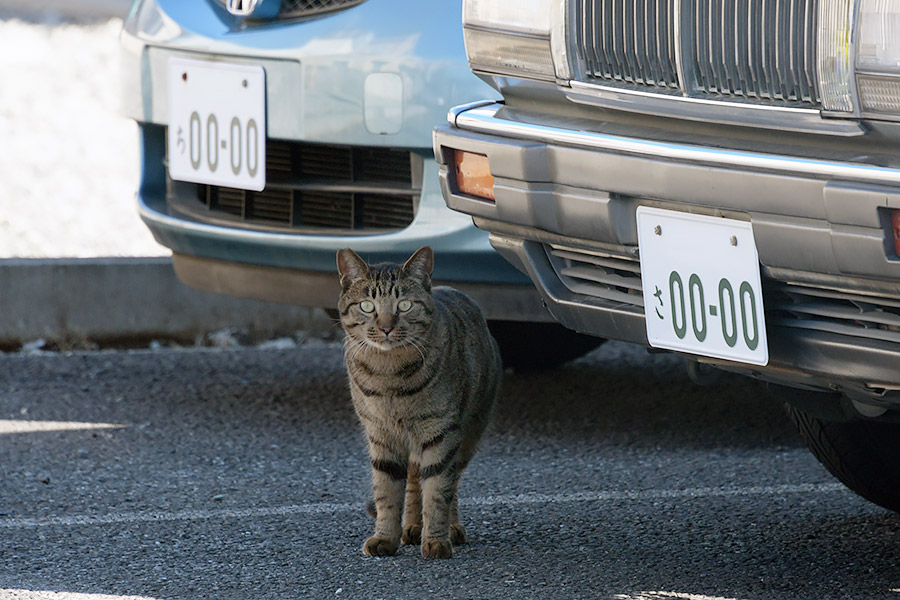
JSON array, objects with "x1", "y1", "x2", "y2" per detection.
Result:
[{"x1": 380, "y1": 326, "x2": 393, "y2": 336}]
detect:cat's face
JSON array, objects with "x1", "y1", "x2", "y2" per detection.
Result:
[{"x1": 336, "y1": 247, "x2": 436, "y2": 352}]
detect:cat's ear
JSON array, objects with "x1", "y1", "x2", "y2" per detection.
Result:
[
  {"x1": 402, "y1": 246, "x2": 434, "y2": 289},
  {"x1": 336, "y1": 248, "x2": 369, "y2": 290}
]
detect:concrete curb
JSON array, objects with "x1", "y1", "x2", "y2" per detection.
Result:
[{"x1": 1, "y1": 257, "x2": 333, "y2": 349}]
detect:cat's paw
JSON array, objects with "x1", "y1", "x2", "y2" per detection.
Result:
[
  {"x1": 450, "y1": 523, "x2": 467, "y2": 545},
  {"x1": 421, "y1": 538, "x2": 453, "y2": 559},
  {"x1": 363, "y1": 536, "x2": 399, "y2": 557},
  {"x1": 401, "y1": 524, "x2": 422, "y2": 546}
]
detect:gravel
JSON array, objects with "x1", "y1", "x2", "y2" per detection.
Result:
[{"x1": 0, "y1": 15, "x2": 166, "y2": 258}]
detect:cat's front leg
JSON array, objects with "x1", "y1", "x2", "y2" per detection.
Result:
[
  {"x1": 364, "y1": 446, "x2": 407, "y2": 557},
  {"x1": 419, "y1": 442, "x2": 461, "y2": 559},
  {"x1": 401, "y1": 462, "x2": 422, "y2": 545}
]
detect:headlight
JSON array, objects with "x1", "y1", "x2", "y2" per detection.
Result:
[
  {"x1": 462, "y1": 0, "x2": 567, "y2": 81},
  {"x1": 856, "y1": 0, "x2": 900, "y2": 116},
  {"x1": 818, "y1": 0, "x2": 855, "y2": 112},
  {"x1": 464, "y1": 0, "x2": 552, "y2": 34}
]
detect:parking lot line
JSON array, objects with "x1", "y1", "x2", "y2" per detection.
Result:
[
  {"x1": 0, "y1": 420, "x2": 125, "y2": 434},
  {"x1": 0, "y1": 592, "x2": 157, "y2": 600},
  {"x1": 0, "y1": 483, "x2": 846, "y2": 530}
]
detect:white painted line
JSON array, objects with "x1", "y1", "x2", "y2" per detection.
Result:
[
  {"x1": 0, "y1": 420, "x2": 126, "y2": 434},
  {"x1": 0, "y1": 482, "x2": 846, "y2": 530},
  {"x1": 462, "y1": 483, "x2": 847, "y2": 506},
  {"x1": 614, "y1": 592, "x2": 751, "y2": 600},
  {"x1": 0, "y1": 591, "x2": 158, "y2": 600},
  {"x1": 0, "y1": 502, "x2": 353, "y2": 529}
]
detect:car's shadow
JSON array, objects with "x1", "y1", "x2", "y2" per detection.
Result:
[{"x1": 493, "y1": 340, "x2": 801, "y2": 451}]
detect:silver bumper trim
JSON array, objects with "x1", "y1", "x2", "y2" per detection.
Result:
[{"x1": 451, "y1": 103, "x2": 900, "y2": 187}]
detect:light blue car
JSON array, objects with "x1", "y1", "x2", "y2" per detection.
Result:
[{"x1": 120, "y1": 0, "x2": 600, "y2": 367}]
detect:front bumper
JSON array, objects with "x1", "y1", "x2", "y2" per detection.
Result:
[{"x1": 435, "y1": 102, "x2": 900, "y2": 405}]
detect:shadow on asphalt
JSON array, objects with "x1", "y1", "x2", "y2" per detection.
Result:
[{"x1": 494, "y1": 340, "x2": 801, "y2": 451}]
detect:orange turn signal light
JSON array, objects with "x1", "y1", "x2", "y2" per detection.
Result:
[{"x1": 453, "y1": 150, "x2": 494, "y2": 201}]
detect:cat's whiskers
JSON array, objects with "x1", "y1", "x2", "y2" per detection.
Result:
[
  {"x1": 405, "y1": 334, "x2": 428, "y2": 365},
  {"x1": 343, "y1": 336, "x2": 367, "y2": 364}
]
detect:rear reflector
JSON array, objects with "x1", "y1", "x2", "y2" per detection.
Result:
[
  {"x1": 453, "y1": 150, "x2": 494, "y2": 201},
  {"x1": 892, "y1": 210, "x2": 900, "y2": 257}
]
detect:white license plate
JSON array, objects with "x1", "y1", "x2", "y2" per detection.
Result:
[
  {"x1": 167, "y1": 58, "x2": 266, "y2": 191},
  {"x1": 636, "y1": 206, "x2": 769, "y2": 366}
]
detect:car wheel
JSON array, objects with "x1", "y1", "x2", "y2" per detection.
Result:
[
  {"x1": 785, "y1": 404, "x2": 900, "y2": 513},
  {"x1": 487, "y1": 321, "x2": 604, "y2": 372}
]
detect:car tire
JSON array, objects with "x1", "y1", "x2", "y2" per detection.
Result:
[
  {"x1": 785, "y1": 404, "x2": 900, "y2": 513},
  {"x1": 487, "y1": 321, "x2": 604, "y2": 372}
]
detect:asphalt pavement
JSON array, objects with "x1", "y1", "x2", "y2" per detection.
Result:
[{"x1": 1, "y1": 340, "x2": 897, "y2": 600}]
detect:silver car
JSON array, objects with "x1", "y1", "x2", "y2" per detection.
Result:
[{"x1": 435, "y1": 0, "x2": 900, "y2": 511}]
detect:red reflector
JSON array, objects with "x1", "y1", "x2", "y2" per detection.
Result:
[
  {"x1": 893, "y1": 210, "x2": 900, "y2": 258},
  {"x1": 453, "y1": 150, "x2": 494, "y2": 201}
]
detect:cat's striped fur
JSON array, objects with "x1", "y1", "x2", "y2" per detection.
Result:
[{"x1": 336, "y1": 246, "x2": 501, "y2": 559}]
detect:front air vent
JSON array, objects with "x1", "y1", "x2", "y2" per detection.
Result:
[
  {"x1": 543, "y1": 242, "x2": 900, "y2": 356},
  {"x1": 766, "y1": 283, "x2": 900, "y2": 345},
  {"x1": 359, "y1": 194, "x2": 416, "y2": 229},
  {"x1": 300, "y1": 191, "x2": 353, "y2": 228},
  {"x1": 546, "y1": 244, "x2": 644, "y2": 308},
  {"x1": 167, "y1": 138, "x2": 422, "y2": 234}
]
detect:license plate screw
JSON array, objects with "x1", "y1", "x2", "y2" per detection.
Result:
[
  {"x1": 242, "y1": 79, "x2": 248, "y2": 88},
  {"x1": 181, "y1": 72, "x2": 187, "y2": 82},
  {"x1": 654, "y1": 225, "x2": 662, "y2": 236},
  {"x1": 730, "y1": 235, "x2": 738, "y2": 246}
]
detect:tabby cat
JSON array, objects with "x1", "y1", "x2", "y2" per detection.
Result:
[{"x1": 336, "y1": 246, "x2": 501, "y2": 559}]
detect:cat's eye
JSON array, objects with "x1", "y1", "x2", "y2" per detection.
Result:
[
  {"x1": 397, "y1": 299, "x2": 413, "y2": 312},
  {"x1": 359, "y1": 300, "x2": 375, "y2": 313}
]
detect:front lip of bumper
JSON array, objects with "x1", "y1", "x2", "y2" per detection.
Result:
[
  {"x1": 138, "y1": 186, "x2": 548, "y2": 320},
  {"x1": 434, "y1": 101, "x2": 900, "y2": 399},
  {"x1": 137, "y1": 190, "x2": 531, "y2": 285}
]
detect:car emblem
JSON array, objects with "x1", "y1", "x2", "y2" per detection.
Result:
[{"x1": 226, "y1": 0, "x2": 259, "y2": 16}]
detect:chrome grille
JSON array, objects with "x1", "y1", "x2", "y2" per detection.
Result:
[
  {"x1": 573, "y1": 0, "x2": 821, "y2": 107},
  {"x1": 577, "y1": 0, "x2": 678, "y2": 89},
  {"x1": 215, "y1": 0, "x2": 366, "y2": 20},
  {"x1": 278, "y1": 0, "x2": 365, "y2": 19},
  {"x1": 169, "y1": 139, "x2": 420, "y2": 233}
]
